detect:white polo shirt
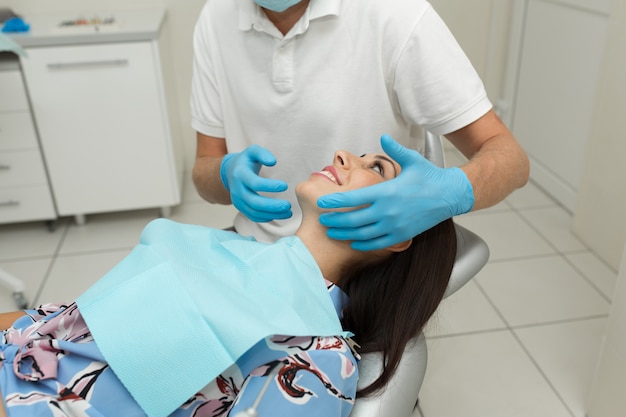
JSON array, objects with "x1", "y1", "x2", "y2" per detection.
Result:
[{"x1": 191, "y1": 0, "x2": 492, "y2": 242}]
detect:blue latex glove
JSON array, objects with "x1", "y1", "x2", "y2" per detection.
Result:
[
  {"x1": 220, "y1": 145, "x2": 292, "y2": 223},
  {"x1": 1, "y1": 17, "x2": 30, "y2": 33},
  {"x1": 317, "y1": 134, "x2": 474, "y2": 251}
]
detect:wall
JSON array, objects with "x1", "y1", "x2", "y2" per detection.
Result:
[
  {"x1": 430, "y1": 0, "x2": 513, "y2": 105},
  {"x1": 573, "y1": 0, "x2": 626, "y2": 271},
  {"x1": 1, "y1": 0, "x2": 509, "y2": 171},
  {"x1": 587, "y1": 242, "x2": 626, "y2": 415},
  {"x1": 566, "y1": 1, "x2": 626, "y2": 410}
]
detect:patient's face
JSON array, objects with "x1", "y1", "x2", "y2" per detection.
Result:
[{"x1": 296, "y1": 150, "x2": 400, "y2": 206}]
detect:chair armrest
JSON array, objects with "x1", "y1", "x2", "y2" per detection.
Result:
[
  {"x1": 349, "y1": 333, "x2": 427, "y2": 417},
  {"x1": 424, "y1": 130, "x2": 445, "y2": 168},
  {"x1": 444, "y1": 223, "x2": 490, "y2": 298}
]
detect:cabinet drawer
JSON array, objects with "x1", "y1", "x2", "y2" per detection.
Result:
[
  {"x1": 0, "y1": 71, "x2": 30, "y2": 112},
  {"x1": 0, "y1": 112, "x2": 39, "y2": 151},
  {"x1": 0, "y1": 150, "x2": 49, "y2": 187},
  {"x1": 0, "y1": 185, "x2": 56, "y2": 224}
]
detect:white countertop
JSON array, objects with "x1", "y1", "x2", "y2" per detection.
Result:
[{"x1": 3, "y1": 9, "x2": 166, "y2": 48}]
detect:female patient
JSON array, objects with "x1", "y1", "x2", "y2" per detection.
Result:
[{"x1": 0, "y1": 139, "x2": 456, "y2": 417}]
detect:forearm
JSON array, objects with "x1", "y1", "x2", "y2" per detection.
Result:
[
  {"x1": 461, "y1": 134, "x2": 529, "y2": 210},
  {"x1": 447, "y1": 110, "x2": 530, "y2": 211},
  {"x1": 192, "y1": 132, "x2": 232, "y2": 205},
  {"x1": 192, "y1": 154, "x2": 232, "y2": 205}
]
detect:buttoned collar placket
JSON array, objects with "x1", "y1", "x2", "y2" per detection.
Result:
[{"x1": 236, "y1": 0, "x2": 342, "y2": 93}]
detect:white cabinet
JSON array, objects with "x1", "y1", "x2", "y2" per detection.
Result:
[
  {"x1": 15, "y1": 9, "x2": 183, "y2": 222},
  {"x1": 0, "y1": 55, "x2": 56, "y2": 224}
]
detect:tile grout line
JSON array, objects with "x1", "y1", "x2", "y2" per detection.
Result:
[
  {"x1": 456, "y1": 194, "x2": 606, "y2": 417},
  {"x1": 426, "y1": 314, "x2": 609, "y2": 340},
  {"x1": 508, "y1": 314, "x2": 609, "y2": 331},
  {"x1": 509, "y1": 328, "x2": 577, "y2": 417},
  {"x1": 472, "y1": 279, "x2": 578, "y2": 417},
  {"x1": 55, "y1": 246, "x2": 136, "y2": 259},
  {"x1": 561, "y1": 255, "x2": 615, "y2": 304},
  {"x1": 508, "y1": 205, "x2": 615, "y2": 304}
]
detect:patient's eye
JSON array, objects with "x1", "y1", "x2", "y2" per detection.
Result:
[
  {"x1": 361, "y1": 154, "x2": 396, "y2": 178},
  {"x1": 370, "y1": 161, "x2": 384, "y2": 176}
]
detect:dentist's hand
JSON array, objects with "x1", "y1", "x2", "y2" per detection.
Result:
[
  {"x1": 317, "y1": 134, "x2": 474, "y2": 251},
  {"x1": 220, "y1": 145, "x2": 292, "y2": 223}
]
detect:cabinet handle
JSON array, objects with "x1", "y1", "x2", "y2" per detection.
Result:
[
  {"x1": 0, "y1": 200, "x2": 20, "y2": 207},
  {"x1": 0, "y1": 165, "x2": 11, "y2": 171},
  {"x1": 47, "y1": 59, "x2": 129, "y2": 70}
]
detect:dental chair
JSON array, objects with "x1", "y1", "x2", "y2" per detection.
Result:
[{"x1": 349, "y1": 131, "x2": 490, "y2": 417}]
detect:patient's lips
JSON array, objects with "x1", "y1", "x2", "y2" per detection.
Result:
[{"x1": 314, "y1": 166, "x2": 341, "y2": 185}]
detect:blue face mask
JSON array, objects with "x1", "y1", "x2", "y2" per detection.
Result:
[{"x1": 254, "y1": 0, "x2": 302, "y2": 12}]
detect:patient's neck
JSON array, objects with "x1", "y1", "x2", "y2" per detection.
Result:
[{"x1": 295, "y1": 221, "x2": 355, "y2": 285}]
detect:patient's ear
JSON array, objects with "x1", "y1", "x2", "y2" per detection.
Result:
[{"x1": 386, "y1": 239, "x2": 412, "y2": 253}]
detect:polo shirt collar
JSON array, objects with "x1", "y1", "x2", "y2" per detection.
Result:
[
  {"x1": 237, "y1": 0, "x2": 342, "y2": 31},
  {"x1": 309, "y1": 0, "x2": 342, "y2": 19}
]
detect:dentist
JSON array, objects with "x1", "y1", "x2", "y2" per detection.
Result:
[{"x1": 191, "y1": 0, "x2": 529, "y2": 249}]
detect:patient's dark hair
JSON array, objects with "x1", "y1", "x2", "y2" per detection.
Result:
[{"x1": 339, "y1": 218, "x2": 456, "y2": 398}]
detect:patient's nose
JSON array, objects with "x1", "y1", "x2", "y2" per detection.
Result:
[{"x1": 334, "y1": 150, "x2": 350, "y2": 169}]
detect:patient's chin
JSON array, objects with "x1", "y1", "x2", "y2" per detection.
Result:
[{"x1": 295, "y1": 181, "x2": 325, "y2": 206}]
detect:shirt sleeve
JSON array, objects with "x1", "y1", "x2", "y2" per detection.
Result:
[
  {"x1": 393, "y1": 4, "x2": 492, "y2": 136},
  {"x1": 230, "y1": 336, "x2": 359, "y2": 417},
  {"x1": 190, "y1": 1, "x2": 226, "y2": 138}
]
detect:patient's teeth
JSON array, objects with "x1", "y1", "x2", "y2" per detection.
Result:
[{"x1": 320, "y1": 170, "x2": 337, "y2": 183}]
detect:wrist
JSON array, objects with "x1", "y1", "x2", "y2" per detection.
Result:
[
  {"x1": 451, "y1": 167, "x2": 475, "y2": 215},
  {"x1": 219, "y1": 153, "x2": 235, "y2": 191}
]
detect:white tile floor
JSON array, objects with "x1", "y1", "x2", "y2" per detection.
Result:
[{"x1": 0, "y1": 149, "x2": 618, "y2": 417}]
